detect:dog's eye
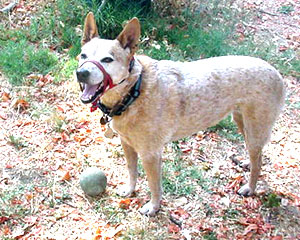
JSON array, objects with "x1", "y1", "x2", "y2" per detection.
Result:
[
  {"x1": 101, "y1": 57, "x2": 114, "y2": 63},
  {"x1": 81, "y1": 53, "x2": 87, "y2": 59}
]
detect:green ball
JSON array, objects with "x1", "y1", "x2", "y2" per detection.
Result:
[{"x1": 80, "y1": 167, "x2": 107, "y2": 197}]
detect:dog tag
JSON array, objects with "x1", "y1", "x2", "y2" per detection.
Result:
[{"x1": 100, "y1": 115, "x2": 109, "y2": 125}]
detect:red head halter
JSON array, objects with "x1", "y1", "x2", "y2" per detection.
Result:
[{"x1": 79, "y1": 60, "x2": 117, "y2": 95}]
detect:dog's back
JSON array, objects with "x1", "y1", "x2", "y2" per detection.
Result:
[{"x1": 136, "y1": 55, "x2": 285, "y2": 142}]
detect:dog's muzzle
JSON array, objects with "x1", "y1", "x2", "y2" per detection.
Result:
[
  {"x1": 76, "y1": 69, "x2": 90, "y2": 83},
  {"x1": 77, "y1": 60, "x2": 116, "y2": 104}
]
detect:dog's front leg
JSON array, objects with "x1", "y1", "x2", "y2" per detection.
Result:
[
  {"x1": 118, "y1": 139, "x2": 138, "y2": 197},
  {"x1": 139, "y1": 151, "x2": 162, "y2": 216}
]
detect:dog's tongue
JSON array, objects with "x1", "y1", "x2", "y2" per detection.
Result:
[{"x1": 81, "y1": 84, "x2": 98, "y2": 102}]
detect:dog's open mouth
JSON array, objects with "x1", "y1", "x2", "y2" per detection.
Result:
[{"x1": 80, "y1": 82, "x2": 103, "y2": 104}]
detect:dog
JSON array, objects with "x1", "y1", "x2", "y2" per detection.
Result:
[{"x1": 76, "y1": 12, "x2": 285, "y2": 216}]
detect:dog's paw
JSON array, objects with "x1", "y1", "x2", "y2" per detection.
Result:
[
  {"x1": 117, "y1": 185, "x2": 134, "y2": 197},
  {"x1": 238, "y1": 184, "x2": 254, "y2": 196},
  {"x1": 139, "y1": 202, "x2": 159, "y2": 216}
]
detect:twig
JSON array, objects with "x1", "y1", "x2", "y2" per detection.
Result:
[
  {"x1": 170, "y1": 214, "x2": 182, "y2": 228},
  {"x1": 0, "y1": 2, "x2": 17, "y2": 13},
  {"x1": 258, "y1": 9, "x2": 278, "y2": 17}
]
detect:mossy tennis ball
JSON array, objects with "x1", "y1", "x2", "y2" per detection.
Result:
[{"x1": 79, "y1": 167, "x2": 107, "y2": 197}]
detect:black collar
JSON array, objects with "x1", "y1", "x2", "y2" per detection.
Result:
[{"x1": 97, "y1": 73, "x2": 142, "y2": 125}]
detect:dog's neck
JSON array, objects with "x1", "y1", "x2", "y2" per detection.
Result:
[{"x1": 99, "y1": 57, "x2": 143, "y2": 109}]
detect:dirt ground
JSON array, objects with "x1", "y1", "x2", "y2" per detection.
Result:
[{"x1": 0, "y1": 0, "x2": 299, "y2": 239}]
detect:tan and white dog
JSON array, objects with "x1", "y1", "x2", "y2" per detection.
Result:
[{"x1": 76, "y1": 13, "x2": 285, "y2": 216}]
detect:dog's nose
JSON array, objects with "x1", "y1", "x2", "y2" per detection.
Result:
[{"x1": 76, "y1": 69, "x2": 90, "y2": 82}]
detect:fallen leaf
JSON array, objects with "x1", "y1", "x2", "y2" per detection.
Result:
[
  {"x1": 243, "y1": 197, "x2": 261, "y2": 209},
  {"x1": 25, "y1": 192, "x2": 33, "y2": 201},
  {"x1": 2, "y1": 92, "x2": 11, "y2": 101},
  {"x1": 0, "y1": 216, "x2": 9, "y2": 224},
  {"x1": 271, "y1": 236, "x2": 283, "y2": 240},
  {"x1": 106, "y1": 225, "x2": 124, "y2": 238},
  {"x1": 5, "y1": 164, "x2": 13, "y2": 169},
  {"x1": 168, "y1": 223, "x2": 180, "y2": 233},
  {"x1": 37, "y1": 74, "x2": 54, "y2": 87},
  {"x1": 95, "y1": 136, "x2": 104, "y2": 142},
  {"x1": 172, "y1": 207, "x2": 190, "y2": 220},
  {"x1": 243, "y1": 224, "x2": 258, "y2": 235},
  {"x1": 130, "y1": 198, "x2": 143, "y2": 209},
  {"x1": 118, "y1": 199, "x2": 132, "y2": 209},
  {"x1": 94, "y1": 226, "x2": 102, "y2": 240},
  {"x1": 13, "y1": 99, "x2": 30, "y2": 111},
  {"x1": 2, "y1": 225, "x2": 11, "y2": 235},
  {"x1": 57, "y1": 106, "x2": 65, "y2": 112},
  {"x1": 61, "y1": 132, "x2": 69, "y2": 141},
  {"x1": 11, "y1": 198, "x2": 22, "y2": 205},
  {"x1": 86, "y1": 129, "x2": 92, "y2": 133},
  {"x1": 225, "y1": 175, "x2": 243, "y2": 191},
  {"x1": 26, "y1": 73, "x2": 43, "y2": 80},
  {"x1": 23, "y1": 216, "x2": 38, "y2": 225},
  {"x1": 279, "y1": 45, "x2": 288, "y2": 52},
  {"x1": 74, "y1": 135, "x2": 86, "y2": 143},
  {"x1": 61, "y1": 171, "x2": 71, "y2": 181}
]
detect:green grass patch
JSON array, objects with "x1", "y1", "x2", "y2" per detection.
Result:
[
  {"x1": 222, "y1": 208, "x2": 240, "y2": 220},
  {"x1": 291, "y1": 101, "x2": 300, "y2": 109},
  {"x1": 0, "y1": 183, "x2": 34, "y2": 217},
  {"x1": 57, "y1": 58, "x2": 78, "y2": 82},
  {"x1": 94, "y1": 199, "x2": 126, "y2": 225},
  {"x1": 262, "y1": 193, "x2": 281, "y2": 208},
  {"x1": 278, "y1": 5, "x2": 294, "y2": 15},
  {"x1": 203, "y1": 232, "x2": 218, "y2": 240},
  {"x1": 0, "y1": 40, "x2": 57, "y2": 85},
  {"x1": 163, "y1": 152, "x2": 209, "y2": 196},
  {"x1": 8, "y1": 135, "x2": 28, "y2": 150},
  {"x1": 51, "y1": 111, "x2": 68, "y2": 133}
]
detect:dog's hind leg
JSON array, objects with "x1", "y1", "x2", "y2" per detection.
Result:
[
  {"x1": 118, "y1": 139, "x2": 138, "y2": 197},
  {"x1": 233, "y1": 108, "x2": 251, "y2": 168},
  {"x1": 237, "y1": 103, "x2": 277, "y2": 196}
]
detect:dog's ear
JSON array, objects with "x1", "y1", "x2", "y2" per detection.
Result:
[
  {"x1": 117, "y1": 18, "x2": 140, "y2": 54},
  {"x1": 82, "y1": 12, "x2": 99, "y2": 45}
]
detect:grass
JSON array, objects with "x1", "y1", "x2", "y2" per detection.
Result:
[
  {"x1": 0, "y1": 40, "x2": 58, "y2": 85},
  {"x1": 223, "y1": 208, "x2": 240, "y2": 220},
  {"x1": 51, "y1": 111, "x2": 68, "y2": 133},
  {"x1": 0, "y1": 183, "x2": 34, "y2": 217},
  {"x1": 209, "y1": 115, "x2": 243, "y2": 142},
  {"x1": 262, "y1": 193, "x2": 281, "y2": 208},
  {"x1": 94, "y1": 199, "x2": 126, "y2": 225},
  {"x1": 278, "y1": 5, "x2": 294, "y2": 15},
  {"x1": 30, "y1": 103, "x2": 53, "y2": 120},
  {"x1": 8, "y1": 135, "x2": 27, "y2": 150},
  {"x1": 57, "y1": 58, "x2": 78, "y2": 82},
  {"x1": 163, "y1": 146, "x2": 209, "y2": 196},
  {"x1": 203, "y1": 232, "x2": 218, "y2": 240}
]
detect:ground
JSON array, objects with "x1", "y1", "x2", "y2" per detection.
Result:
[{"x1": 0, "y1": 0, "x2": 299, "y2": 239}]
